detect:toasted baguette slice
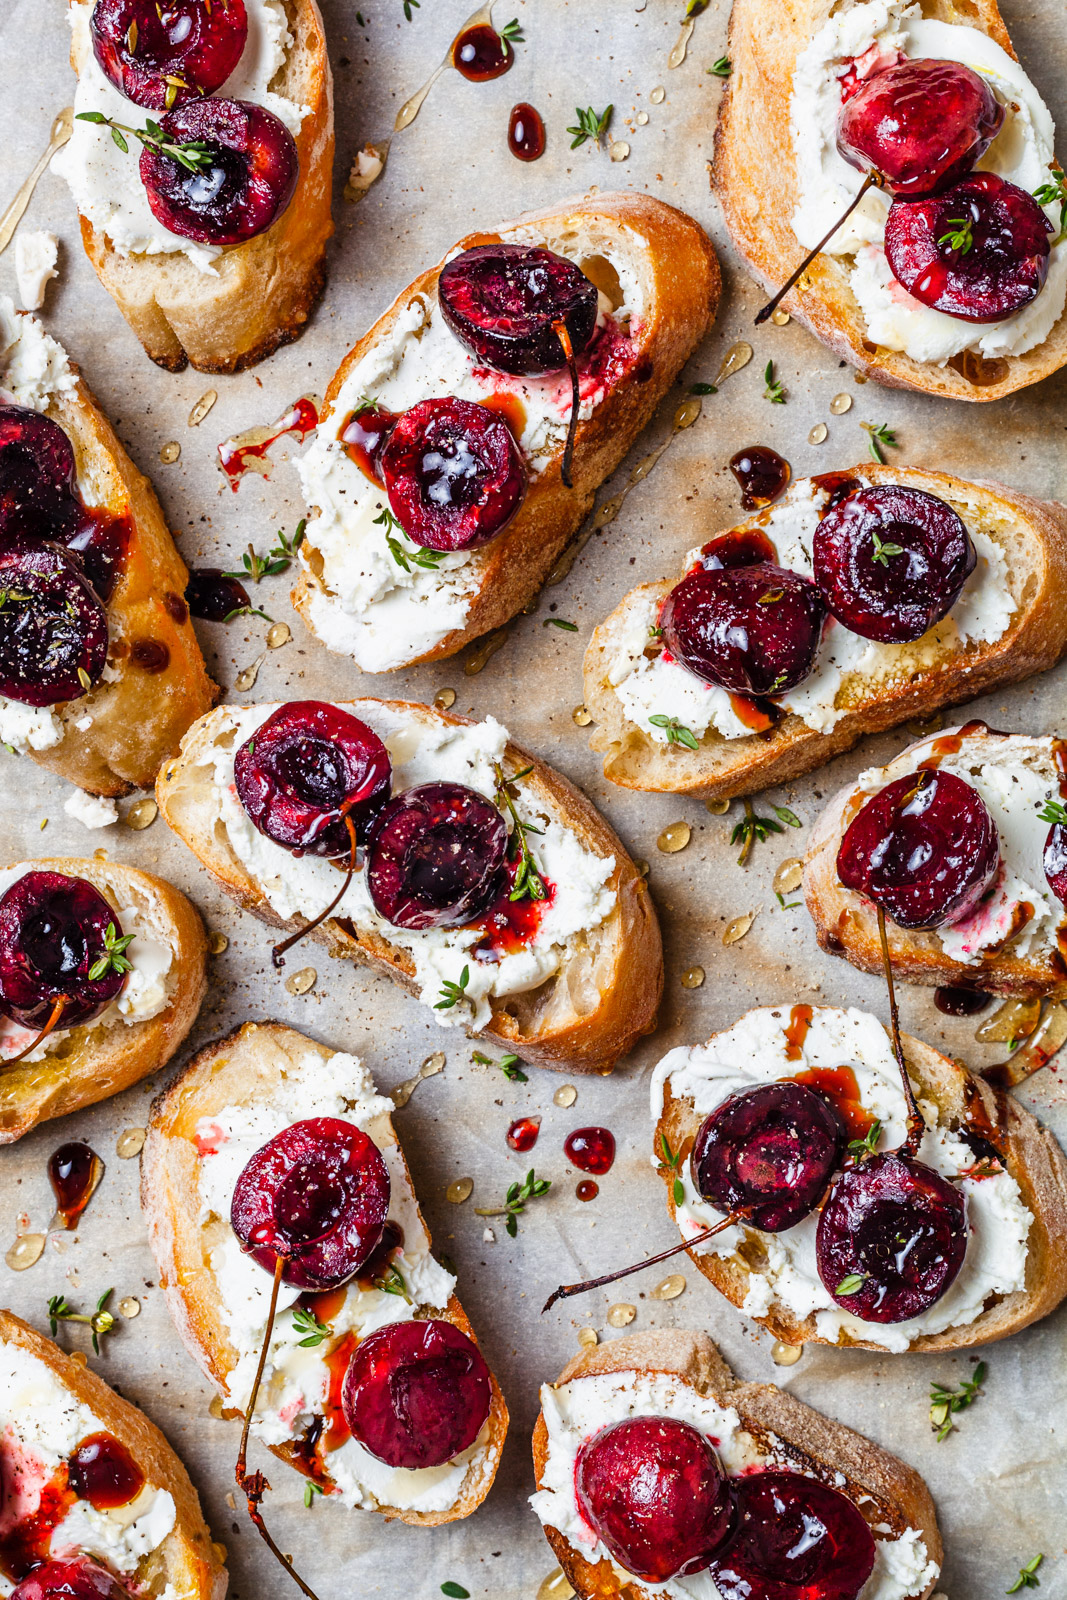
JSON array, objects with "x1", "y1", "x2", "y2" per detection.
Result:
[
  {"x1": 713, "y1": 0, "x2": 1067, "y2": 400},
  {"x1": 0, "y1": 1308, "x2": 227, "y2": 1598},
  {"x1": 532, "y1": 1329, "x2": 942, "y2": 1600},
  {"x1": 584, "y1": 464, "x2": 1067, "y2": 798},
  {"x1": 63, "y1": 0, "x2": 333, "y2": 372},
  {"x1": 0, "y1": 855, "x2": 206, "y2": 1143},
  {"x1": 156, "y1": 699, "x2": 662, "y2": 1074},
  {"x1": 292, "y1": 192, "x2": 720, "y2": 669},
  {"x1": 141, "y1": 1021, "x2": 509, "y2": 1526},
  {"x1": 806, "y1": 724, "x2": 1067, "y2": 997},
  {"x1": 655, "y1": 1007, "x2": 1067, "y2": 1352}
]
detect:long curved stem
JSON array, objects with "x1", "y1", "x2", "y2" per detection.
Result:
[
  {"x1": 542, "y1": 1212, "x2": 738, "y2": 1313},
  {"x1": 877, "y1": 905, "x2": 924, "y2": 1156},
  {"x1": 3, "y1": 995, "x2": 70, "y2": 1066},
  {"x1": 754, "y1": 171, "x2": 884, "y2": 326},
  {"x1": 271, "y1": 815, "x2": 358, "y2": 971},
  {"x1": 552, "y1": 319, "x2": 581, "y2": 491}
]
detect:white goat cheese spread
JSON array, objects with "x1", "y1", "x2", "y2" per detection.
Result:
[
  {"x1": 202, "y1": 702, "x2": 615, "y2": 1031},
  {"x1": 790, "y1": 0, "x2": 1067, "y2": 362},
  {"x1": 530, "y1": 1368, "x2": 939, "y2": 1600},
  {"x1": 0, "y1": 1339, "x2": 176, "y2": 1595},
  {"x1": 54, "y1": 0, "x2": 308, "y2": 273},
  {"x1": 855, "y1": 728, "x2": 1065, "y2": 965},
  {"x1": 608, "y1": 477, "x2": 1015, "y2": 744},
  {"x1": 651, "y1": 1006, "x2": 1032, "y2": 1353},
  {"x1": 14, "y1": 231, "x2": 60, "y2": 312},
  {"x1": 194, "y1": 1040, "x2": 495, "y2": 1513},
  {"x1": 295, "y1": 228, "x2": 646, "y2": 669},
  {"x1": 63, "y1": 791, "x2": 120, "y2": 829}
]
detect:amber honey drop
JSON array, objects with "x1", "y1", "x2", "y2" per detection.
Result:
[
  {"x1": 48, "y1": 1141, "x2": 103, "y2": 1230},
  {"x1": 576, "y1": 1179, "x2": 599, "y2": 1201},
  {"x1": 452, "y1": 23, "x2": 511, "y2": 80}
]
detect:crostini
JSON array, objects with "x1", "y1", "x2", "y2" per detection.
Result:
[
  {"x1": 54, "y1": 0, "x2": 334, "y2": 372},
  {"x1": 291, "y1": 191, "x2": 720, "y2": 670},
  {"x1": 0, "y1": 1307, "x2": 226, "y2": 1598},
  {"x1": 0, "y1": 299, "x2": 217, "y2": 795},
  {"x1": 156, "y1": 698, "x2": 662, "y2": 1074},
  {"x1": 0, "y1": 855, "x2": 206, "y2": 1142},
  {"x1": 141, "y1": 1021, "x2": 509, "y2": 1526},
  {"x1": 584, "y1": 465, "x2": 1067, "y2": 797},
  {"x1": 715, "y1": 0, "x2": 1067, "y2": 399},
  {"x1": 531, "y1": 1328, "x2": 942, "y2": 1600},
  {"x1": 652, "y1": 1004, "x2": 1067, "y2": 1352}
]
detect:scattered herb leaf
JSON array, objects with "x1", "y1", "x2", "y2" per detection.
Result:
[
  {"x1": 304, "y1": 1480, "x2": 324, "y2": 1508},
  {"x1": 442, "y1": 1586, "x2": 470, "y2": 1599},
  {"x1": 567, "y1": 104, "x2": 613, "y2": 150},
  {"x1": 690, "y1": 381, "x2": 718, "y2": 394},
  {"x1": 87, "y1": 922, "x2": 135, "y2": 982},
  {"x1": 937, "y1": 217, "x2": 974, "y2": 254},
  {"x1": 292, "y1": 1306, "x2": 331, "y2": 1348},
  {"x1": 1039, "y1": 800, "x2": 1067, "y2": 826},
  {"x1": 1007, "y1": 1555, "x2": 1043, "y2": 1594},
  {"x1": 77, "y1": 110, "x2": 217, "y2": 173},
  {"x1": 708, "y1": 55, "x2": 732, "y2": 76},
  {"x1": 47, "y1": 1289, "x2": 116, "y2": 1353},
  {"x1": 862, "y1": 422, "x2": 898, "y2": 464},
  {"x1": 649, "y1": 713, "x2": 699, "y2": 750},
  {"x1": 473, "y1": 1050, "x2": 528, "y2": 1083},
  {"x1": 762, "y1": 360, "x2": 786, "y2": 404},
  {"x1": 731, "y1": 798, "x2": 785, "y2": 865},
  {"x1": 435, "y1": 966, "x2": 470, "y2": 1011},
  {"x1": 543, "y1": 618, "x2": 579, "y2": 631},
  {"x1": 474, "y1": 1169, "x2": 551, "y2": 1236},
  {"x1": 847, "y1": 1121, "x2": 882, "y2": 1161},
  {"x1": 835, "y1": 1273, "x2": 865, "y2": 1296},
  {"x1": 493, "y1": 762, "x2": 547, "y2": 904},
  {"x1": 499, "y1": 17, "x2": 524, "y2": 50},
  {"x1": 871, "y1": 530, "x2": 904, "y2": 566},
  {"x1": 224, "y1": 520, "x2": 306, "y2": 583},
  {"x1": 929, "y1": 1361, "x2": 987, "y2": 1442}
]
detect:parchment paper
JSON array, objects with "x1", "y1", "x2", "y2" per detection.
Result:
[{"x1": 0, "y1": 1, "x2": 1065, "y2": 1596}]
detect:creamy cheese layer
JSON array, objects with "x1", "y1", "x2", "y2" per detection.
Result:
[
  {"x1": 529, "y1": 1368, "x2": 939, "y2": 1600},
  {"x1": 651, "y1": 1006, "x2": 1032, "y2": 1353},
  {"x1": 789, "y1": 0, "x2": 1066, "y2": 362},
  {"x1": 607, "y1": 478, "x2": 1015, "y2": 744}
]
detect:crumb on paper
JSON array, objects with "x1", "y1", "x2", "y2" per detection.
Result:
[
  {"x1": 345, "y1": 142, "x2": 387, "y2": 203},
  {"x1": 64, "y1": 790, "x2": 119, "y2": 830},
  {"x1": 15, "y1": 231, "x2": 59, "y2": 310}
]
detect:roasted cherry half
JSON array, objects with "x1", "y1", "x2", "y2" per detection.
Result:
[
  {"x1": 341, "y1": 1318, "x2": 492, "y2": 1470},
  {"x1": 708, "y1": 1469, "x2": 876, "y2": 1600},
  {"x1": 10, "y1": 1559, "x2": 130, "y2": 1600},
  {"x1": 380, "y1": 398, "x2": 526, "y2": 551},
  {"x1": 0, "y1": 407, "x2": 79, "y2": 545},
  {"x1": 884, "y1": 172, "x2": 1052, "y2": 323},
  {"x1": 575, "y1": 1416, "x2": 733, "y2": 1583},
  {"x1": 230, "y1": 1117, "x2": 390, "y2": 1290},
  {"x1": 140, "y1": 98, "x2": 298, "y2": 245},
  {"x1": 234, "y1": 702, "x2": 392, "y2": 860},
  {"x1": 90, "y1": 0, "x2": 249, "y2": 111},
  {"x1": 1043, "y1": 815, "x2": 1067, "y2": 904},
  {"x1": 691, "y1": 1083, "x2": 848, "y2": 1233},
  {"x1": 813, "y1": 484, "x2": 976, "y2": 643},
  {"x1": 837, "y1": 769, "x2": 1000, "y2": 929},
  {"x1": 816, "y1": 1151, "x2": 967, "y2": 1323},
  {"x1": 438, "y1": 242, "x2": 598, "y2": 376},
  {"x1": 837, "y1": 57, "x2": 1004, "y2": 197},
  {"x1": 0, "y1": 870, "x2": 127, "y2": 1029},
  {"x1": 661, "y1": 563, "x2": 825, "y2": 696},
  {"x1": 366, "y1": 781, "x2": 507, "y2": 931},
  {"x1": 0, "y1": 546, "x2": 108, "y2": 707}
]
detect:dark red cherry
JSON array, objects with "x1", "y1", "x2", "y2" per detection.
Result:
[
  {"x1": 816, "y1": 1151, "x2": 967, "y2": 1322},
  {"x1": 341, "y1": 1318, "x2": 492, "y2": 1470},
  {"x1": 661, "y1": 563, "x2": 825, "y2": 696},
  {"x1": 68, "y1": 1433, "x2": 145, "y2": 1510},
  {"x1": 575, "y1": 1417, "x2": 733, "y2": 1583},
  {"x1": 233, "y1": 701, "x2": 392, "y2": 860},
  {"x1": 0, "y1": 546, "x2": 108, "y2": 707},
  {"x1": 184, "y1": 565, "x2": 250, "y2": 621},
  {"x1": 380, "y1": 398, "x2": 526, "y2": 552},
  {"x1": 884, "y1": 172, "x2": 1051, "y2": 323},
  {"x1": 438, "y1": 243, "x2": 598, "y2": 376},
  {"x1": 837, "y1": 57, "x2": 1004, "y2": 197},
  {"x1": 709, "y1": 1470, "x2": 876, "y2": 1600},
  {"x1": 366, "y1": 781, "x2": 507, "y2": 931},
  {"x1": 837, "y1": 769, "x2": 1000, "y2": 929},
  {"x1": 90, "y1": 0, "x2": 249, "y2": 111},
  {"x1": 1043, "y1": 819, "x2": 1067, "y2": 904},
  {"x1": 691, "y1": 1083, "x2": 847, "y2": 1233},
  {"x1": 139, "y1": 98, "x2": 298, "y2": 245},
  {"x1": 0, "y1": 870, "x2": 127, "y2": 1029},
  {"x1": 230, "y1": 1117, "x2": 390, "y2": 1290},
  {"x1": 11, "y1": 1559, "x2": 129, "y2": 1600},
  {"x1": 0, "y1": 407, "x2": 79, "y2": 544},
  {"x1": 813, "y1": 484, "x2": 976, "y2": 643}
]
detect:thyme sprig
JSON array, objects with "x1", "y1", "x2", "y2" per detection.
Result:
[
  {"x1": 1007, "y1": 1555, "x2": 1043, "y2": 1593},
  {"x1": 371, "y1": 1262, "x2": 412, "y2": 1302},
  {"x1": 76, "y1": 110, "x2": 216, "y2": 173},
  {"x1": 376, "y1": 507, "x2": 445, "y2": 572},
  {"x1": 499, "y1": 17, "x2": 524, "y2": 50},
  {"x1": 291, "y1": 1306, "x2": 331, "y2": 1347},
  {"x1": 657, "y1": 1132, "x2": 686, "y2": 1207},
  {"x1": 762, "y1": 360, "x2": 787, "y2": 404},
  {"x1": 224, "y1": 520, "x2": 306, "y2": 584},
  {"x1": 493, "y1": 763, "x2": 547, "y2": 904},
  {"x1": 730, "y1": 799, "x2": 801, "y2": 866},
  {"x1": 472, "y1": 1050, "x2": 528, "y2": 1083},
  {"x1": 87, "y1": 922, "x2": 135, "y2": 982},
  {"x1": 871, "y1": 530, "x2": 904, "y2": 566},
  {"x1": 929, "y1": 1361, "x2": 986, "y2": 1442},
  {"x1": 47, "y1": 1289, "x2": 116, "y2": 1354},
  {"x1": 836, "y1": 1273, "x2": 865, "y2": 1296},
  {"x1": 847, "y1": 1120, "x2": 881, "y2": 1162},
  {"x1": 567, "y1": 104, "x2": 613, "y2": 150},
  {"x1": 708, "y1": 55, "x2": 732, "y2": 76},
  {"x1": 862, "y1": 422, "x2": 898, "y2": 464},
  {"x1": 1034, "y1": 164, "x2": 1067, "y2": 236},
  {"x1": 1039, "y1": 799, "x2": 1067, "y2": 826},
  {"x1": 649, "y1": 714, "x2": 699, "y2": 750},
  {"x1": 937, "y1": 216, "x2": 974, "y2": 254},
  {"x1": 474, "y1": 1168, "x2": 551, "y2": 1237},
  {"x1": 435, "y1": 965, "x2": 470, "y2": 1010},
  {"x1": 223, "y1": 604, "x2": 273, "y2": 624}
]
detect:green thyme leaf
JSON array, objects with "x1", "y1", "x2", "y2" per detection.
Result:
[
  {"x1": 648, "y1": 713, "x2": 699, "y2": 750},
  {"x1": 836, "y1": 1273, "x2": 866, "y2": 1296},
  {"x1": 708, "y1": 55, "x2": 732, "y2": 76}
]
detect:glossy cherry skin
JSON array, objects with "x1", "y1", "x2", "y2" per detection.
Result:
[
  {"x1": 575, "y1": 1416, "x2": 733, "y2": 1583},
  {"x1": 884, "y1": 172, "x2": 1051, "y2": 323},
  {"x1": 380, "y1": 398, "x2": 527, "y2": 551},
  {"x1": 140, "y1": 98, "x2": 298, "y2": 245},
  {"x1": 709, "y1": 1470, "x2": 876, "y2": 1600},
  {"x1": 90, "y1": 0, "x2": 249, "y2": 111},
  {"x1": 816, "y1": 1151, "x2": 967, "y2": 1322},
  {"x1": 0, "y1": 870, "x2": 127, "y2": 1030},
  {"x1": 366, "y1": 782, "x2": 507, "y2": 931},
  {"x1": 0, "y1": 407, "x2": 80, "y2": 546},
  {"x1": 1043, "y1": 820, "x2": 1067, "y2": 903},
  {"x1": 837, "y1": 769, "x2": 1000, "y2": 929},
  {"x1": 0, "y1": 546, "x2": 108, "y2": 707},
  {"x1": 341, "y1": 1318, "x2": 492, "y2": 1469},
  {"x1": 230, "y1": 1117, "x2": 390, "y2": 1290},
  {"x1": 691, "y1": 1083, "x2": 848, "y2": 1233},
  {"x1": 837, "y1": 57, "x2": 1004, "y2": 197},
  {"x1": 813, "y1": 484, "x2": 976, "y2": 643},
  {"x1": 233, "y1": 701, "x2": 392, "y2": 860},
  {"x1": 438, "y1": 243, "x2": 599, "y2": 376},
  {"x1": 10, "y1": 1559, "x2": 129, "y2": 1600},
  {"x1": 661, "y1": 563, "x2": 825, "y2": 697}
]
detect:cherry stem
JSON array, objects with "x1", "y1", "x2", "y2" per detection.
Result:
[
  {"x1": 754, "y1": 170, "x2": 885, "y2": 325},
  {"x1": 2, "y1": 995, "x2": 70, "y2": 1066},
  {"x1": 541, "y1": 1212, "x2": 739, "y2": 1313},
  {"x1": 271, "y1": 814, "x2": 358, "y2": 970},
  {"x1": 877, "y1": 904, "x2": 924, "y2": 1157},
  {"x1": 235, "y1": 1256, "x2": 325, "y2": 1600},
  {"x1": 553, "y1": 318, "x2": 580, "y2": 491}
]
